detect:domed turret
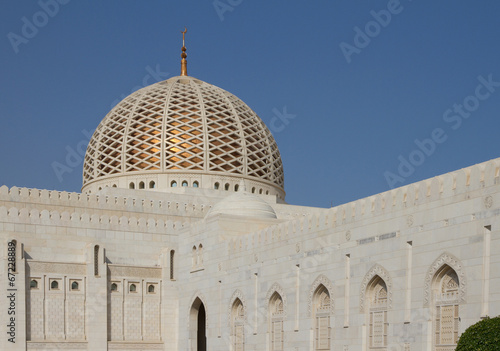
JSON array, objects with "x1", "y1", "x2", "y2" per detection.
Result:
[{"x1": 82, "y1": 35, "x2": 285, "y2": 200}]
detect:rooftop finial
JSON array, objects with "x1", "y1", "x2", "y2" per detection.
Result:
[{"x1": 180, "y1": 27, "x2": 188, "y2": 76}]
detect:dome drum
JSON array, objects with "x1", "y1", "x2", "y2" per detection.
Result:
[{"x1": 82, "y1": 172, "x2": 285, "y2": 200}]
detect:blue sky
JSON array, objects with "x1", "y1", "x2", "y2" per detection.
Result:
[{"x1": 1, "y1": 1, "x2": 500, "y2": 208}]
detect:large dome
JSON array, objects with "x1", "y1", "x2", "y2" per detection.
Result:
[{"x1": 82, "y1": 75, "x2": 285, "y2": 200}]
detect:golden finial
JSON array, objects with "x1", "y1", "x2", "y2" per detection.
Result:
[{"x1": 180, "y1": 27, "x2": 188, "y2": 76}]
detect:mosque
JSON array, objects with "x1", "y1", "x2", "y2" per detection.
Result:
[{"x1": 1, "y1": 33, "x2": 499, "y2": 351}]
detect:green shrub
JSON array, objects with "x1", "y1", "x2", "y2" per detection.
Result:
[{"x1": 455, "y1": 316, "x2": 500, "y2": 351}]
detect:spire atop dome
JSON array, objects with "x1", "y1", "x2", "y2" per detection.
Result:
[{"x1": 180, "y1": 27, "x2": 188, "y2": 76}]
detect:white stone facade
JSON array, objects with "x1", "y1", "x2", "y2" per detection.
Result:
[
  {"x1": 1, "y1": 66, "x2": 499, "y2": 350},
  {"x1": 0, "y1": 158, "x2": 499, "y2": 350}
]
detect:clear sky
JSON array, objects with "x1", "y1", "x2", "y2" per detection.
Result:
[{"x1": 1, "y1": 1, "x2": 500, "y2": 208}]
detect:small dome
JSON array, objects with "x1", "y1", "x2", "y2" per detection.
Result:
[
  {"x1": 82, "y1": 76, "x2": 285, "y2": 199},
  {"x1": 206, "y1": 190, "x2": 277, "y2": 219}
]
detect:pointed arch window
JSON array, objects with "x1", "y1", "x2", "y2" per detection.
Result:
[
  {"x1": 367, "y1": 276, "x2": 388, "y2": 350},
  {"x1": 313, "y1": 285, "x2": 331, "y2": 350},
  {"x1": 269, "y1": 292, "x2": 284, "y2": 351},
  {"x1": 232, "y1": 298, "x2": 245, "y2": 351},
  {"x1": 433, "y1": 265, "x2": 460, "y2": 350}
]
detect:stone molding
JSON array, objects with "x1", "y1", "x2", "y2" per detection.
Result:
[
  {"x1": 227, "y1": 289, "x2": 247, "y2": 327},
  {"x1": 423, "y1": 252, "x2": 467, "y2": 307},
  {"x1": 108, "y1": 264, "x2": 161, "y2": 279},
  {"x1": 308, "y1": 274, "x2": 335, "y2": 317},
  {"x1": 359, "y1": 264, "x2": 392, "y2": 313},
  {"x1": 265, "y1": 283, "x2": 287, "y2": 317}
]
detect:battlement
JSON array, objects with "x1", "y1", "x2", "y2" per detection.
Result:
[
  {"x1": 0, "y1": 185, "x2": 212, "y2": 219},
  {"x1": 0, "y1": 206, "x2": 185, "y2": 234},
  {"x1": 230, "y1": 158, "x2": 500, "y2": 253}
]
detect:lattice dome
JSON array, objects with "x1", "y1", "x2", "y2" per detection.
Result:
[{"x1": 82, "y1": 76, "x2": 285, "y2": 198}]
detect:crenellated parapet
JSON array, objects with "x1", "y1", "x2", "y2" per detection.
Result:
[
  {"x1": 230, "y1": 158, "x2": 500, "y2": 253},
  {"x1": 0, "y1": 206, "x2": 186, "y2": 234},
  {"x1": 0, "y1": 185, "x2": 213, "y2": 221}
]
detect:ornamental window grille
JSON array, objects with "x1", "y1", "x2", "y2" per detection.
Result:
[
  {"x1": 368, "y1": 276, "x2": 388, "y2": 350},
  {"x1": 232, "y1": 298, "x2": 245, "y2": 351},
  {"x1": 313, "y1": 285, "x2": 331, "y2": 351},
  {"x1": 139, "y1": 181, "x2": 145, "y2": 189},
  {"x1": 269, "y1": 292, "x2": 284, "y2": 351},
  {"x1": 433, "y1": 266, "x2": 460, "y2": 351},
  {"x1": 171, "y1": 181, "x2": 177, "y2": 187},
  {"x1": 129, "y1": 182, "x2": 135, "y2": 189}
]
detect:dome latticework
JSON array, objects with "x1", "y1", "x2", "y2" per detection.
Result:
[{"x1": 82, "y1": 76, "x2": 284, "y2": 197}]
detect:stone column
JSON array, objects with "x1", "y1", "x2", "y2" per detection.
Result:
[{"x1": 86, "y1": 243, "x2": 108, "y2": 350}]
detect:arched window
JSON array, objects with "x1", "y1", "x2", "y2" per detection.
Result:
[
  {"x1": 232, "y1": 298, "x2": 245, "y2": 350},
  {"x1": 51, "y1": 280, "x2": 59, "y2": 290},
  {"x1": 198, "y1": 244, "x2": 203, "y2": 265},
  {"x1": 129, "y1": 182, "x2": 135, "y2": 189},
  {"x1": 433, "y1": 265, "x2": 460, "y2": 350},
  {"x1": 94, "y1": 245, "x2": 99, "y2": 276},
  {"x1": 192, "y1": 246, "x2": 198, "y2": 268},
  {"x1": 139, "y1": 181, "x2": 145, "y2": 189},
  {"x1": 313, "y1": 285, "x2": 331, "y2": 350},
  {"x1": 170, "y1": 250, "x2": 175, "y2": 280},
  {"x1": 269, "y1": 292, "x2": 284, "y2": 351},
  {"x1": 259, "y1": 189, "x2": 263, "y2": 194},
  {"x1": 193, "y1": 181, "x2": 199, "y2": 188},
  {"x1": 71, "y1": 281, "x2": 79, "y2": 290},
  {"x1": 148, "y1": 284, "x2": 155, "y2": 293},
  {"x1": 234, "y1": 184, "x2": 239, "y2": 192},
  {"x1": 182, "y1": 180, "x2": 188, "y2": 187},
  {"x1": 225, "y1": 183, "x2": 230, "y2": 191},
  {"x1": 129, "y1": 284, "x2": 137, "y2": 292},
  {"x1": 30, "y1": 280, "x2": 38, "y2": 289},
  {"x1": 214, "y1": 182, "x2": 220, "y2": 190},
  {"x1": 266, "y1": 190, "x2": 269, "y2": 195},
  {"x1": 111, "y1": 283, "x2": 118, "y2": 292},
  {"x1": 149, "y1": 181, "x2": 156, "y2": 189},
  {"x1": 171, "y1": 180, "x2": 177, "y2": 187},
  {"x1": 367, "y1": 276, "x2": 388, "y2": 350},
  {"x1": 252, "y1": 187, "x2": 256, "y2": 193},
  {"x1": 112, "y1": 184, "x2": 117, "y2": 187}
]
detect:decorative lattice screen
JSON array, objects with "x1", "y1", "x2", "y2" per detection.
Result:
[{"x1": 83, "y1": 76, "x2": 284, "y2": 190}]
